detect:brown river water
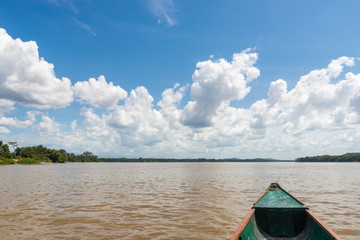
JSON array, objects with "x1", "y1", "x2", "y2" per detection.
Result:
[{"x1": 0, "y1": 162, "x2": 359, "y2": 239}]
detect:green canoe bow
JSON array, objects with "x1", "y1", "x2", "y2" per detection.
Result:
[{"x1": 231, "y1": 183, "x2": 341, "y2": 240}]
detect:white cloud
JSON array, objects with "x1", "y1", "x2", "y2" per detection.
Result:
[
  {"x1": 108, "y1": 86, "x2": 154, "y2": 129},
  {"x1": 70, "y1": 86, "x2": 185, "y2": 155},
  {"x1": 0, "y1": 99, "x2": 15, "y2": 113},
  {"x1": 0, "y1": 115, "x2": 33, "y2": 135},
  {"x1": 158, "y1": 83, "x2": 187, "y2": 121},
  {"x1": 0, "y1": 28, "x2": 73, "y2": 109},
  {"x1": 0, "y1": 110, "x2": 41, "y2": 134},
  {"x1": 36, "y1": 115, "x2": 61, "y2": 136},
  {"x1": 81, "y1": 108, "x2": 109, "y2": 138},
  {"x1": 147, "y1": 0, "x2": 177, "y2": 26},
  {"x1": 1, "y1": 36, "x2": 360, "y2": 159},
  {"x1": 108, "y1": 86, "x2": 167, "y2": 146},
  {"x1": 181, "y1": 49, "x2": 260, "y2": 127},
  {"x1": 0, "y1": 116, "x2": 32, "y2": 128},
  {"x1": 273, "y1": 56, "x2": 360, "y2": 134},
  {"x1": 74, "y1": 75, "x2": 127, "y2": 110},
  {"x1": 26, "y1": 111, "x2": 43, "y2": 123},
  {"x1": 0, "y1": 126, "x2": 10, "y2": 134},
  {"x1": 233, "y1": 55, "x2": 360, "y2": 148}
]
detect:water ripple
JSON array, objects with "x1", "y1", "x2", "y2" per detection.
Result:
[{"x1": 0, "y1": 162, "x2": 359, "y2": 239}]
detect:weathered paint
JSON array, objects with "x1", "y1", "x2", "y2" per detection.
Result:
[
  {"x1": 253, "y1": 187, "x2": 305, "y2": 209},
  {"x1": 231, "y1": 183, "x2": 342, "y2": 240},
  {"x1": 231, "y1": 209, "x2": 254, "y2": 240}
]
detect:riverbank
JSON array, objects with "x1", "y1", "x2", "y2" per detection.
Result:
[
  {"x1": 1, "y1": 158, "x2": 292, "y2": 165},
  {"x1": 0, "y1": 141, "x2": 98, "y2": 164},
  {"x1": 296, "y1": 152, "x2": 360, "y2": 162},
  {"x1": 2, "y1": 141, "x2": 360, "y2": 165}
]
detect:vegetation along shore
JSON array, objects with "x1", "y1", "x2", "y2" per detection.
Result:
[
  {"x1": 0, "y1": 141, "x2": 98, "y2": 164},
  {"x1": 1, "y1": 140, "x2": 359, "y2": 164}
]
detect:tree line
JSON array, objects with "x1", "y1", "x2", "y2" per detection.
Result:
[
  {"x1": 296, "y1": 152, "x2": 360, "y2": 162},
  {"x1": 99, "y1": 158, "x2": 288, "y2": 162},
  {"x1": 0, "y1": 141, "x2": 98, "y2": 164},
  {"x1": 2, "y1": 140, "x2": 359, "y2": 164}
]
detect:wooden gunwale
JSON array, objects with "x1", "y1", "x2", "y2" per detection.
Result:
[
  {"x1": 231, "y1": 184, "x2": 342, "y2": 239},
  {"x1": 230, "y1": 208, "x2": 255, "y2": 240},
  {"x1": 306, "y1": 209, "x2": 341, "y2": 240}
]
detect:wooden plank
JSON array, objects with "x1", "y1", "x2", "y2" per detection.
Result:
[{"x1": 230, "y1": 208, "x2": 255, "y2": 240}]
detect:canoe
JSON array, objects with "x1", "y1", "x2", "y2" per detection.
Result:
[{"x1": 231, "y1": 183, "x2": 341, "y2": 240}]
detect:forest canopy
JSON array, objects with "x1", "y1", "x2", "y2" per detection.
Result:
[
  {"x1": 0, "y1": 141, "x2": 98, "y2": 164},
  {"x1": 296, "y1": 153, "x2": 360, "y2": 162}
]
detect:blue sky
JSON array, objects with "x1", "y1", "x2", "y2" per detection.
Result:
[{"x1": 1, "y1": 0, "x2": 360, "y2": 159}]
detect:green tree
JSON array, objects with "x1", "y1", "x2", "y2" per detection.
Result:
[
  {"x1": 82, "y1": 151, "x2": 98, "y2": 162},
  {"x1": 0, "y1": 141, "x2": 11, "y2": 158},
  {"x1": 48, "y1": 150, "x2": 66, "y2": 163}
]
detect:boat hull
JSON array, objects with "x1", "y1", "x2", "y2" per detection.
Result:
[{"x1": 231, "y1": 184, "x2": 341, "y2": 240}]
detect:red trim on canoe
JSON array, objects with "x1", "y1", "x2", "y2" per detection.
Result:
[
  {"x1": 306, "y1": 209, "x2": 342, "y2": 240},
  {"x1": 230, "y1": 208, "x2": 255, "y2": 240}
]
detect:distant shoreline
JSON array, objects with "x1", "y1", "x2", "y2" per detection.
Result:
[
  {"x1": 295, "y1": 152, "x2": 360, "y2": 162},
  {"x1": 1, "y1": 141, "x2": 360, "y2": 164},
  {"x1": 2, "y1": 157, "x2": 359, "y2": 164},
  {"x1": 99, "y1": 158, "x2": 293, "y2": 163}
]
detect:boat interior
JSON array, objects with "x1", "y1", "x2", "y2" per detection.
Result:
[
  {"x1": 238, "y1": 208, "x2": 334, "y2": 240},
  {"x1": 236, "y1": 183, "x2": 337, "y2": 240},
  {"x1": 254, "y1": 207, "x2": 308, "y2": 238}
]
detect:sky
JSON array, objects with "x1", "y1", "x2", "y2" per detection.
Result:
[{"x1": 1, "y1": 0, "x2": 360, "y2": 159}]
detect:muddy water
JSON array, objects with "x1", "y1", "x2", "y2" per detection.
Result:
[{"x1": 0, "y1": 162, "x2": 359, "y2": 239}]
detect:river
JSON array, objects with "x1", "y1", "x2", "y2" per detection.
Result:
[{"x1": 0, "y1": 162, "x2": 359, "y2": 239}]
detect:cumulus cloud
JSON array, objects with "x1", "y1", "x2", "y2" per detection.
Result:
[
  {"x1": 1, "y1": 33, "x2": 360, "y2": 159},
  {"x1": 108, "y1": 86, "x2": 167, "y2": 146},
  {"x1": 26, "y1": 111, "x2": 43, "y2": 123},
  {"x1": 0, "y1": 109, "x2": 42, "y2": 134},
  {"x1": 36, "y1": 115, "x2": 61, "y2": 136},
  {"x1": 109, "y1": 86, "x2": 155, "y2": 129},
  {"x1": 277, "y1": 57, "x2": 359, "y2": 133},
  {"x1": 81, "y1": 108, "x2": 109, "y2": 138},
  {"x1": 0, "y1": 116, "x2": 32, "y2": 128},
  {"x1": 77, "y1": 86, "x2": 188, "y2": 155},
  {"x1": 158, "y1": 83, "x2": 187, "y2": 121},
  {"x1": 181, "y1": 49, "x2": 260, "y2": 127},
  {"x1": 0, "y1": 115, "x2": 33, "y2": 135},
  {"x1": 74, "y1": 75, "x2": 127, "y2": 110},
  {"x1": 245, "y1": 56, "x2": 360, "y2": 137},
  {"x1": 0, "y1": 28, "x2": 73, "y2": 109},
  {"x1": 22, "y1": 51, "x2": 360, "y2": 159},
  {"x1": 0, "y1": 126, "x2": 10, "y2": 134},
  {"x1": 0, "y1": 99, "x2": 15, "y2": 113}
]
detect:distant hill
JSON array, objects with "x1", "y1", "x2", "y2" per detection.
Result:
[{"x1": 296, "y1": 153, "x2": 360, "y2": 162}]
